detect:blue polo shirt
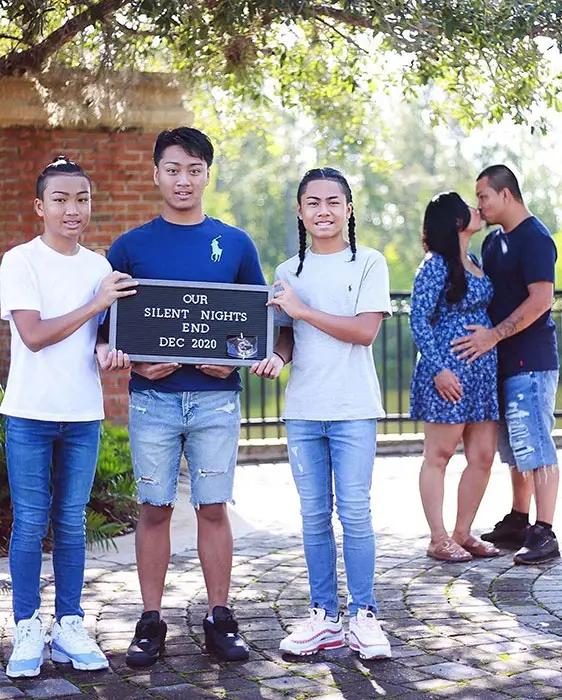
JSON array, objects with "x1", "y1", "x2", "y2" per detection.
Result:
[
  {"x1": 482, "y1": 216, "x2": 558, "y2": 378},
  {"x1": 107, "y1": 215, "x2": 266, "y2": 392}
]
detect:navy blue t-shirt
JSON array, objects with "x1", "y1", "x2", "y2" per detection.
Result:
[
  {"x1": 482, "y1": 216, "x2": 558, "y2": 377},
  {"x1": 107, "y1": 215, "x2": 267, "y2": 392}
]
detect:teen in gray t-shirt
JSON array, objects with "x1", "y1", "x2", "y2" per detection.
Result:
[
  {"x1": 275, "y1": 245, "x2": 391, "y2": 420},
  {"x1": 251, "y1": 168, "x2": 392, "y2": 661}
]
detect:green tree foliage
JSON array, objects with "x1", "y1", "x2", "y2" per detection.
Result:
[
  {"x1": 0, "y1": 1, "x2": 561, "y2": 130},
  {"x1": 200, "y1": 96, "x2": 562, "y2": 291},
  {"x1": 203, "y1": 115, "x2": 306, "y2": 281}
]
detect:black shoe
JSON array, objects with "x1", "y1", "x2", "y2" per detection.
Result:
[
  {"x1": 203, "y1": 606, "x2": 249, "y2": 662},
  {"x1": 513, "y1": 524, "x2": 561, "y2": 565},
  {"x1": 125, "y1": 611, "x2": 167, "y2": 667},
  {"x1": 481, "y1": 512, "x2": 529, "y2": 548}
]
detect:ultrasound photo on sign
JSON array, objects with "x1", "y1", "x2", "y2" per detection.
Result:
[{"x1": 226, "y1": 334, "x2": 258, "y2": 360}]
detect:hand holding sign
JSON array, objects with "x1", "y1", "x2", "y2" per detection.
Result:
[
  {"x1": 95, "y1": 343, "x2": 131, "y2": 372},
  {"x1": 269, "y1": 280, "x2": 309, "y2": 320},
  {"x1": 131, "y1": 362, "x2": 181, "y2": 380},
  {"x1": 94, "y1": 271, "x2": 138, "y2": 313},
  {"x1": 250, "y1": 353, "x2": 284, "y2": 379},
  {"x1": 196, "y1": 364, "x2": 237, "y2": 379}
]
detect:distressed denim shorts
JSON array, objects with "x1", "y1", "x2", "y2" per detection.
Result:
[
  {"x1": 498, "y1": 370, "x2": 559, "y2": 472},
  {"x1": 128, "y1": 389, "x2": 241, "y2": 507}
]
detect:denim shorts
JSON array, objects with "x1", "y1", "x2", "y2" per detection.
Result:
[
  {"x1": 498, "y1": 370, "x2": 559, "y2": 472},
  {"x1": 128, "y1": 389, "x2": 241, "y2": 507}
]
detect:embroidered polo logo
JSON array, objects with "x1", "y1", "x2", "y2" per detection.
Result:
[{"x1": 210, "y1": 236, "x2": 223, "y2": 262}]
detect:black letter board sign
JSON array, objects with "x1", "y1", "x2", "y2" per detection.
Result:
[{"x1": 109, "y1": 279, "x2": 274, "y2": 366}]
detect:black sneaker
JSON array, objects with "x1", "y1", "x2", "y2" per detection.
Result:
[
  {"x1": 203, "y1": 606, "x2": 249, "y2": 662},
  {"x1": 513, "y1": 524, "x2": 560, "y2": 565},
  {"x1": 125, "y1": 611, "x2": 167, "y2": 667},
  {"x1": 481, "y1": 512, "x2": 529, "y2": 549}
]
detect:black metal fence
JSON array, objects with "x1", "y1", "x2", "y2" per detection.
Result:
[{"x1": 240, "y1": 291, "x2": 562, "y2": 439}]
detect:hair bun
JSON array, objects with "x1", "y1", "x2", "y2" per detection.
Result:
[{"x1": 35, "y1": 156, "x2": 88, "y2": 198}]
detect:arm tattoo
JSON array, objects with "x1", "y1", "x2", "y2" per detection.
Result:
[{"x1": 495, "y1": 314, "x2": 524, "y2": 341}]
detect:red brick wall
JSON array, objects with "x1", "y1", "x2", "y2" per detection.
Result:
[{"x1": 0, "y1": 127, "x2": 162, "y2": 424}]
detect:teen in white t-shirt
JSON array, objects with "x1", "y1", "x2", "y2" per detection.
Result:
[
  {"x1": 252, "y1": 168, "x2": 392, "y2": 662},
  {"x1": 0, "y1": 156, "x2": 136, "y2": 679},
  {"x1": 1, "y1": 236, "x2": 111, "y2": 420}
]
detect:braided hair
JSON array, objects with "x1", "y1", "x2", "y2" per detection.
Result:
[
  {"x1": 36, "y1": 155, "x2": 90, "y2": 199},
  {"x1": 295, "y1": 167, "x2": 357, "y2": 276},
  {"x1": 422, "y1": 192, "x2": 471, "y2": 305}
]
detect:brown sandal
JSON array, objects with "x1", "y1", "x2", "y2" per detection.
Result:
[
  {"x1": 457, "y1": 536, "x2": 500, "y2": 558},
  {"x1": 427, "y1": 537, "x2": 472, "y2": 562}
]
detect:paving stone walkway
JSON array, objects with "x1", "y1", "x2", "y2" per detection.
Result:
[{"x1": 0, "y1": 456, "x2": 561, "y2": 699}]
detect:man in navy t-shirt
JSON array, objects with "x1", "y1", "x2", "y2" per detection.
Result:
[
  {"x1": 452, "y1": 164, "x2": 559, "y2": 565},
  {"x1": 107, "y1": 127, "x2": 266, "y2": 666}
]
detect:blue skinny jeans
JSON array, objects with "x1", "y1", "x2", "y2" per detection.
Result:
[{"x1": 6, "y1": 417, "x2": 100, "y2": 623}]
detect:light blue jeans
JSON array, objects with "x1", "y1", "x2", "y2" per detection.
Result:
[
  {"x1": 285, "y1": 419, "x2": 378, "y2": 617},
  {"x1": 6, "y1": 417, "x2": 100, "y2": 623},
  {"x1": 128, "y1": 390, "x2": 241, "y2": 507},
  {"x1": 498, "y1": 370, "x2": 559, "y2": 471}
]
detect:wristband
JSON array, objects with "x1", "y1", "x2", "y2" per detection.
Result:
[{"x1": 273, "y1": 351, "x2": 287, "y2": 365}]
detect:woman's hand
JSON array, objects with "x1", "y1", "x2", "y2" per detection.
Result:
[
  {"x1": 450, "y1": 324, "x2": 498, "y2": 363},
  {"x1": 434, "y1": 369, "x2": 462, "y2": 404}
]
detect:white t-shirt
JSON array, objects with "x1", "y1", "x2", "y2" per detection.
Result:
[
  {"x1": 275, "y1": 245, "x2": 392, "y2": 421},
  {"x1": 0, "y1": 237, "x2": 111, "y2": 421}
]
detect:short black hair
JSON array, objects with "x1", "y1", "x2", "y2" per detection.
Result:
[
  {"x1": 36, "y1": 155, "x2": 90, "y2": 199},
  {"x1": 153, "y1": 127, "x2": 214, "y2": 167},
  {"x1": 476, "y1": 164, "x2": 523, "y2": 202}
]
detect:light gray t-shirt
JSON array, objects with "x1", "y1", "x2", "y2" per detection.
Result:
[{"x1": 275, "y1": 245, "x2": 392, "y2": 421}]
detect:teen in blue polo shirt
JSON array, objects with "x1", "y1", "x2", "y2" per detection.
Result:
[
  {"x1": 107, "y1": 127, "x2": 265, "y2": 666},
  {"x1": 452, "y1": 164, "x2": 559, "y2": 565}
]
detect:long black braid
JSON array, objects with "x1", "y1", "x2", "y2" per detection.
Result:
[
  {"x1": 296, "y1": 218, "x2": 308, "y2": 276},
  {"x1": 295, "y1": 167, "x2": 357, "y2": 276},
  {"x1": 347, "y1": 209, "x2": 357, "y2": 262}
]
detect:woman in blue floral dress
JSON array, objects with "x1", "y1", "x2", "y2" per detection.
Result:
[{"x1": 410, "y1": 192, "x2": 500, "y2": 562}]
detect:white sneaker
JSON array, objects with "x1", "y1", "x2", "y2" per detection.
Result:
[
  {"x1": 7, "y1": 610, "x2": 48, "y2": 678},
  {"x1": 51, "y1": 615, "x2": 108, "y2": 671},
  {"x1": 349, "y1": 609, "x2": 391, "y2": 660},
  {"x1": 279, "y1": 608, "x2": 344, "y2": 656}
]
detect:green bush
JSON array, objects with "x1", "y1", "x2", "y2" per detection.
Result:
[
  {"x1": 88, "y1": 424, "x2": 138, "y2": 550},
  {"x1": 0, "y1": 402, "x2": 138, "y2": 555}
]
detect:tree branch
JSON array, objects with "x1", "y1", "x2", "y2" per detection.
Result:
[
  {"x1": 304, "y1": 2, "x2": 434, "y2": 48},
  {"x1": 314, "y1": 15, "x2": 368, "y2": 54},
  {"x1": 0, "y1": 0, "x2": 130, "y2": 76},
  {"x1": 311, "y1": 1, "x2": 560, "y2": 43},
  {"x1": 0, "y1": 34, "x2": 30, "y2": 44},
  {"x1": 307, "y1": 4, "x2": 376, "y2": 30}
]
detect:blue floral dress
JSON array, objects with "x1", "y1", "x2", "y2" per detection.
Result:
[{"x1": 409, "y1": 252, "x2": 499, "y2": 424}]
